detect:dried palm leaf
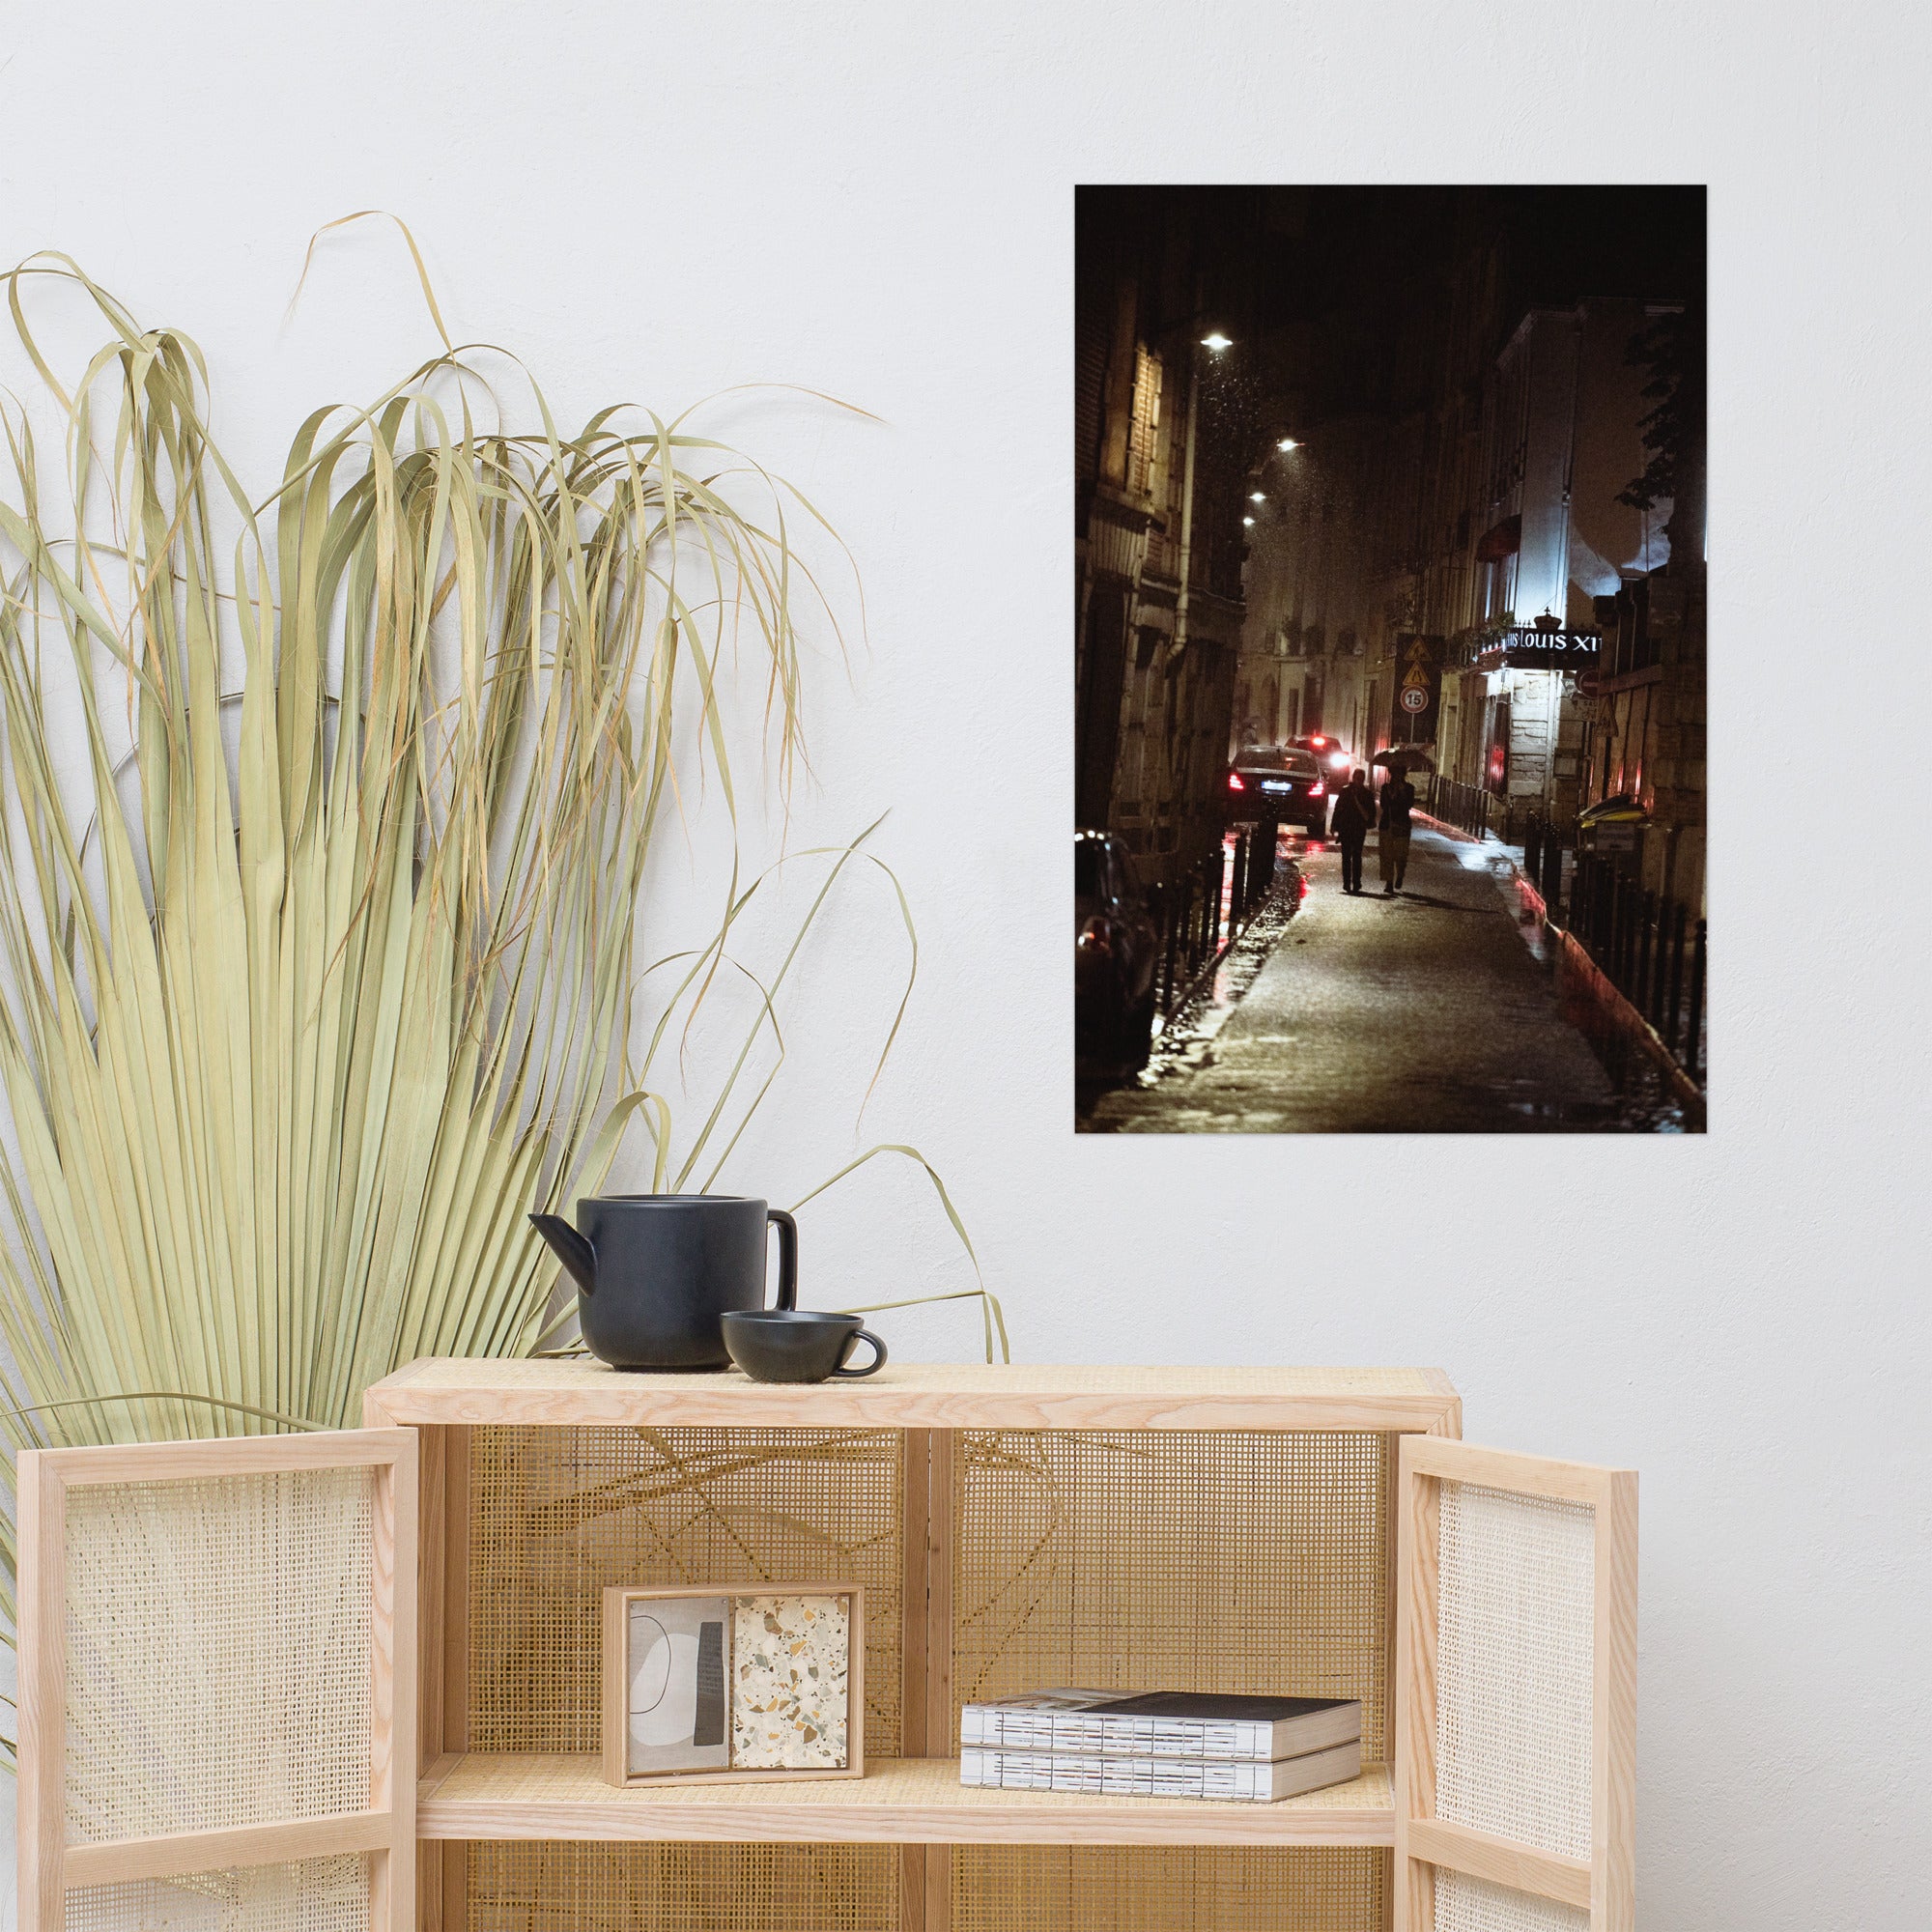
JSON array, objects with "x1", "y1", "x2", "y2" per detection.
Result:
[{"x1": 0, "y1": 237, "x2": 1000, "y2": 1767}]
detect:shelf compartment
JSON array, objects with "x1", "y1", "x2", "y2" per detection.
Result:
[
  {"x1": 952, "y1": 1843, "x2": 1389, "y2": 1932},
  {"x1": 416, "y1": 1754, "x2": 1394, "y2": 1848},
  {"x1": 464, "y1": 1424, "x2": 906, "y2": 1758},
  {"x1": 952, "y1": 1428, "x2": 1395, "y2": 1761}
]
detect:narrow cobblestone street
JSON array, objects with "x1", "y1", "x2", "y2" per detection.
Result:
[{"x1": 1087, "y1": 826, "x2": 1658, "y2": 1132}]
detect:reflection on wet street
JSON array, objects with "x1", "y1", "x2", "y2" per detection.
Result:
[{"x1": 1083, "y1": 827, "x2": 1688, "y2": 1133}]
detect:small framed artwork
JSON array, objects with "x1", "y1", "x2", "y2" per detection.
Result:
[{"x1": 601, "y1": 1583, "x2": 865, "y2": 1787}]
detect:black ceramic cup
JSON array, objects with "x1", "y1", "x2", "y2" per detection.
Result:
[{"x1": 720, "y1": 1310, "x2": 888, "y2": 1383}]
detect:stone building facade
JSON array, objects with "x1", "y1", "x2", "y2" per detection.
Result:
[
  {"x1": 1075, "y1": 190, "x2": 1259, "y2": 887},
  {"x1": 1239, "y1": 212, "x2": 1703, "y2": 909}
]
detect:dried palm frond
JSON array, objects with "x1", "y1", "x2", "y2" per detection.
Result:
[{"x1": 0, "y1": 239, "x2": 1000, "y2": 1766}]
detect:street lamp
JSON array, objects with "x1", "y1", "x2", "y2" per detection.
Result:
[
  {"x1": 1249, "y1": 492, "x2": 1266, "y2": 503},
  {"x1": 1177, "y1": 331, "x2": 1234, "y2": 662},
  {"x1": 1242, "y1": 516, "x2": 1256, "y2": 527},
  {"x1": 1277, "y1": 438, "x2": 1299, "y2": 452}
]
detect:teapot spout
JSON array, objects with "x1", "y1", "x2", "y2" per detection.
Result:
[{"x1": 529, "y1": 1213, "x2": 598, "y2": 1295}]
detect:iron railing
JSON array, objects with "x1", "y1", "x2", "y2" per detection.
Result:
[
  {"x1": 1147, "y1": 824, "x2": 1280, "y2": 1016},
  {"x1": 1520, "y1": 810, "x2": 1705, "y2": 1087},
  {"x1": 1423, "y1": 773, "x2": 1533, "y2": 846}
]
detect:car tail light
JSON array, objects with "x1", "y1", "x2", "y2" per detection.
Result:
[
  {"x1": 1309, "y1": 734, "x2": 1325, "y2": 747},
  {"x1": 1228, "y1": 772, "x2": 1245, "y2": 791},
  {"x1": 1310, "y1": 781, "x2": 1325, "y2": 797},
  {"x1": 1076, "y1": 919, "x2": 1113, "y2": 956}
]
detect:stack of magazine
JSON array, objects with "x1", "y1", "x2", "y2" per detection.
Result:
[{"x1": 958, "y1": 1689, "x2": 1362, "y2": 1804}]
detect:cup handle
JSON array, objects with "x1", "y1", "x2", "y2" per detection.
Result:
[
  {"x1": 767, "y1": 1208, "x2": 798, "y2": 1311},
  {"x1": 832, "y1": 1328, "x2": 887, "y2": 1378}
]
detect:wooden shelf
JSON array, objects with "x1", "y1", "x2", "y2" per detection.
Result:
[
  {"x1": 416, "y1": 1753, "x2": 1395, "y2": 1848},
  {"x1": 366, "y1": 1357, "x2": 1461, "y2": 1434}
]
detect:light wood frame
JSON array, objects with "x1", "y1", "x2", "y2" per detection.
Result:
[
  {"x1": 362, "y1": 1358, "x2": 1464, "y2": 1435},
  {"x1": 364, "y1": 1360, "x2": 1469, "y2": 1932},
  {"x1": 1394, "y1": 1436, "x2": 1637, "y2": 1932},
  {"x1": 600, "y1": 1583, "x2": 866, "y2": 1787},
  {"x1": 15, "y1": 1428, "x2": 417, "y2": 1932}
]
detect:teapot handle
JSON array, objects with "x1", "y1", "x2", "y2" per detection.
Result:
[{"x1": 767, "y1": 1208, "x2": 798, "y2": 1311}]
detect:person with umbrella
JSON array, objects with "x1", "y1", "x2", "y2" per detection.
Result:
[
  {"x1": 1329, "y1": 769, "x2": 1377, "y2": 894},
  {"x1": 1373, "y1": 753, "x2": 1420, "y2": 895}
]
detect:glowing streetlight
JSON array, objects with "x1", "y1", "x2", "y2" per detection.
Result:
[
  {"x1": 1179, "y1": 332, "x2": 1233, "y2": 662},
  {"x1": 1242, "y1": 515, "x2": 1256, "y2": 527},
  {"x1": 1277, "y1": 437, "x2": 1299, "y2": 452},
  {"x1": 1249, "y1": 492, "x2": 1266, "y2": 503}
]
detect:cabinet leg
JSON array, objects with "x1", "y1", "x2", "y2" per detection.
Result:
[
  {"x1": 902, "y1": 1428, "x2": 955, "y2": 1759},
  {"x1": 924, "y1": 1845, "x2": 951, "y2": 1932},
  {"x1": 900, "y1": 1845, "x2": 951, "y2": 1932},
  {"x1": 417, "y1": 1842, "x2": 465, "y2": 1932},
  {"x1": 900, "y1": 1847, "x2": 925, "y2": 1932},
  {"x1": 901, "y1": 1430, "x2": 953, "y2": 1932}
]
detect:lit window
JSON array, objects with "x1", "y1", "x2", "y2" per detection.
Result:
[{"x1": 1126, "y1": 346, "x2": 1163, "y2": 498}]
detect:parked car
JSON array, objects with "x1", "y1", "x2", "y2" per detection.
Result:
[
  {"x1": 1290, "y1": 732, "x2": 1357, "y2": 788},
  {"x1": 1225, "y1": 744, "x2": 1328, "y2": 838},
  {"x1": 1075, "y1": 830, "x2": 1160, "y2": 1073}
]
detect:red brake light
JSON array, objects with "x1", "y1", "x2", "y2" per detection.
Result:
[
  {"x1": 1228, "y1": 772, "x2": 1245, "y2": 791},
  {"x1": 1310, "y1": 781, "x2": 1325, "y2": 797},
  {"x1": 1310, "y1": 734, "x2": 1325, "y2": 746}
]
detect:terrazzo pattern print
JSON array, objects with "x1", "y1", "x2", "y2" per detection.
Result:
[{"x1": 730, "y1": 1594, "x2": 850, "y2": 1769}]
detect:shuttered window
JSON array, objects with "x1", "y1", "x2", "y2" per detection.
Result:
[{"x1": 1125, "y1": 346, "x2": 1163, "y2": 499}]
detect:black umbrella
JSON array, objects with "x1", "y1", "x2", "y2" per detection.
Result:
[{"x1": 1371, "y1": 748, "x2": 1436, "y2": 772}]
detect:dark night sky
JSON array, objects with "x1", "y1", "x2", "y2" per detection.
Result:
[
  {"x1": 1262, "y1": 185, "x2": 1705, "y2": 325},
  {"x1": 1269, "y1": 185, "x2": 1705, "y2": 430},
  {"x1": 1088, "y1": 185, "x2": 1706, "y2": 430}
]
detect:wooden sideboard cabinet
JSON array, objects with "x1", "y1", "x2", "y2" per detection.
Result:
[{"x1": 15, "y1": 1361, "x2": 1635, "y2": 1932}]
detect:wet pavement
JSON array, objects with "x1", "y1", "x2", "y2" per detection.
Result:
[{"x1": 1085, "y1": 825, "x2": 1686, "y2": 1133}]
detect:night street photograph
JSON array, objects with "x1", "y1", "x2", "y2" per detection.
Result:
[{"x1": 1075, "y1": 185, "x2": 1707, "y2": 1133}]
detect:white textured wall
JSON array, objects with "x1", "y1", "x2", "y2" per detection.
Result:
[{"x1": 3, "y1": 5, "x2": 1927, "y2": 1929}]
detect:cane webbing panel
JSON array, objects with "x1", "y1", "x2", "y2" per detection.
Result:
[
  {"x1": 1434, "y1": 1870, "x2": 1589, "y2": 1932},
  {"x1": 952, "y1": 1847, "x2": 1387, "y2": 1931},
  {"x1": 63, "y1": 1469, "x2": 375, "y2": 1842},
  {"x1": 466, "y1": 1841, "x2": 896, "y2": 1932},
  {"x1": 468, "y1": 1426, "x2": 902, "y2": 1756},
  {"x1": 1435, "y1": 1481, "x2": 1595, "y2": 1861},
  {"x1": 63, "y1": 1855, "x2": 370, "y2": 1932},
  {"x1": 952, "y1": 1431, "x2": 1392, "y2": 1759}
]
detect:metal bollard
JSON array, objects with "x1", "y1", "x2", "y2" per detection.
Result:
[
  {"x1": 1161, "y1": 885, "x2": 1180, "y2": 1008},
  {"x1": 1665, "y1": 901, "x2": 1688, "y2": 1056},
  {"x1": 1639, "y1": 890, "x2": 1657, "y2": 1019},
  {"x1": 1686, "y1": 919, "x2": 1706, "y2": 1081}
]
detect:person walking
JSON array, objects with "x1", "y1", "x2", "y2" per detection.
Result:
[
  {"x1": 1330, "y1": 769, "x2": 1377, "y2": 895},
  {"x1": 1378, "y1": 765, "x2": 1417, "y2": 895}
]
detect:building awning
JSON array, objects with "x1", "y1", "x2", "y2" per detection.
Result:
[
  {"x1": 1578, "y1": 793, "x2": 1648, "y2": 825},
  {"x1": 1474, "y1": 515, "x2": 1521, "y2": 562}
]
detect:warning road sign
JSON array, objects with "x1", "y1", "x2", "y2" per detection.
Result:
[{"x1": 1389, "y1": 634, "x2": 1444, "y2": 739}]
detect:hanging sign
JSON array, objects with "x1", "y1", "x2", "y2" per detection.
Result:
[{"x1": 1390, "y1": 634, "x2": 1444, "y2": 743}]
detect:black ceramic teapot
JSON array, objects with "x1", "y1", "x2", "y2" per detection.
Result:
[{"x1": 529, "y1": 1194, "x2": 798, "y2": 1371}]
